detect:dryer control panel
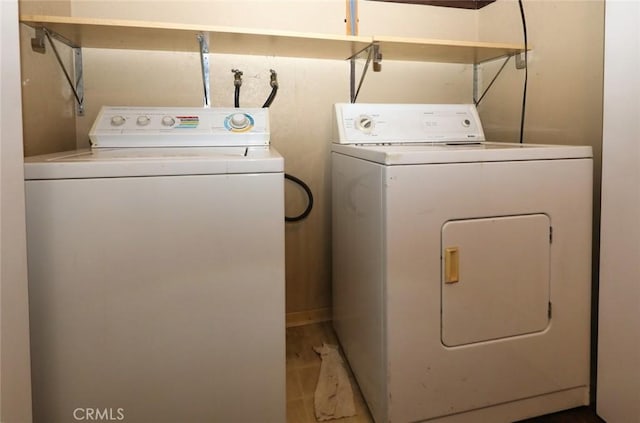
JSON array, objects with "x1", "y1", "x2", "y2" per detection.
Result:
[
  {"x1": 90, "y1": 106, "x2": 270, "y2": 148},
  {"x1": 333, "y1": 103, "x2": 485, "y2": 144}
]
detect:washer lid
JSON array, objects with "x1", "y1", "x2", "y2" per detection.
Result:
[
  {"x1": 332, "y1": 142, "x2": 593, "y2": 164},
  {"x1": 24, "y1": 147, "x2": 283, "y2": 180}
]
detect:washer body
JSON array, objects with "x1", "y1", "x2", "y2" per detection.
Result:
[
  {"x1": 25, "y1": 108, "x2": 285, "y2": 423},
  {"x1": 331, "y1": 104, "x2": 592, "y2": 422}
]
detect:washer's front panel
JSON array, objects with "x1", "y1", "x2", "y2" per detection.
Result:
[{"x1": 26, "y1": 173, "x2": 285, "y2": 423}]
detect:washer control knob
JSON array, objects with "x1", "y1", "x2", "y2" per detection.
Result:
[
  {"x1": 356, "y1": 115, "x2": 374, "y2": 133},
  {"x1": 462, "y1": 118, "x2": 471, "y2": 127},
  {"x1": 161, "y1": 116, "x2": 176, "y2": 127},
  {"x1": 110, "y1": 115, "x2": 126, "y2": 126},
  {"x1": 136, "y1": 115, "x2": 151, "y2": 126},
  {"x1": 229, "y1": 113, "x2": 250, "y2": 130}
]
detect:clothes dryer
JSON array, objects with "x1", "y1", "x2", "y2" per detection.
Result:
[
  {"x1": 25, "y1": 107, "x2": 285, "y2": 423},
  {"x1": 332, "y1": 103, "x2": 592, "y2": 423}
]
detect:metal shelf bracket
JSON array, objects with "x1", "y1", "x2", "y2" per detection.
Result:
[
  {"x1": 31, "y1": 27, "x2": 85, "y2": 116},
  {"x1": 31, "y1": 28, "x2": 213, "y2": 113},
  {"x1": 515, "y1": 52, "x2": 527, "y2": 70},
  {"x1": 473, "y1": 51, "x2": 526, "y2": 106},
  {"x1": 348, "y1": 42, "x2": 382, "y2": 103}
]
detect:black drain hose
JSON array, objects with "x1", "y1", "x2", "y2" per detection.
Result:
[{"x1": 285, "y1": 173, "x2": 313, "y2": 222}]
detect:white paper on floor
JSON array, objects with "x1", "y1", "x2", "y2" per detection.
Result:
[{"x1": 313, "y1": 343, "x2": 357, "y2": 421}]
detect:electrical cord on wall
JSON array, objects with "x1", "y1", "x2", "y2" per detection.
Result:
[
  {"x1": 518, "y1": 0, "x2": 528, "y2": 144},
  {"x1": 230, "y1": 68, "x2": 314, "y2": 222}
]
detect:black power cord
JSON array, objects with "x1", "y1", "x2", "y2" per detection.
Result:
[
  {"x1": 284, "y1": 173, "x2": 314, "y2": 222},
  {"x1": 518, "y1": 0, "x2": 528, "y2": 144}
]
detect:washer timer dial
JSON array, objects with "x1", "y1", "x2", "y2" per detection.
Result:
[{"x1": 225, "y1": 112, "x2": 255, "y2": 132}]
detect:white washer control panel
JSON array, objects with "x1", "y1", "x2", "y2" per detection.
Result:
[
  {"x1": 90, "y1": 106, "x2": 270, "y2": 148},
  {"x1": 333, "y1": 103, "x2": 485, "y2": 144}
]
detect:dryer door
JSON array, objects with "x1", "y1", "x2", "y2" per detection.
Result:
[{"x1": 441, "y1": 214, "x2": 551, "y2": 347}]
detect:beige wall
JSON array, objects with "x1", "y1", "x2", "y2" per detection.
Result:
[
  {"x1": 68, "y1": 0, "x2": 477, "y2": 39},
  {"x1": 358, "y1": 0, "x2": 477, "y2": 39},
  {"x1": 19, "y1": 25, "x2": 76, "y2": 156},
  {"x1": 19, "y1": 0, "x2": 75, "y2": 156},
  {"x1": 19, "y1": 0, "x2": 70, "y2": 15},
  {"x1": 18, "y1": 0, "x2": 604, "y2": 316},
  {"x1": 478, "y1": 0, "x2": 604, "y2": 150}
]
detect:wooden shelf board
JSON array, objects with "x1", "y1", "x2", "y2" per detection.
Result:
[
  {"x1": 20, "y1": 15, "x2": 526, "y2": 64},
  {"x1": 373, "y1": 35, "x2": 525, "y2": 64},
  {"x1": 20, "y1": 15, "x2": 373, "y2": 60}
]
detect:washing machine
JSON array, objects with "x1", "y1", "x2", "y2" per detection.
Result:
[
  {"x1": 25, "y1": 107, "x2": 285, "y2": 423},
  {"x1": 331, "y1": 103, "x2": 592, "y2": 423}
]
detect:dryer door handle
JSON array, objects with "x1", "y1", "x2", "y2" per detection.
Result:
[{"x1": 444, "y1": 247, "x2": 460, "y2": 284}]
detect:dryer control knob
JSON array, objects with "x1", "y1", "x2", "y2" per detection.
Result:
[
  {"x1": 356, "y1": 115, "x2": 374, "y2": 133},
  {"x1": 137, "y1": 115, "x2": 151, "y2": 126},
  {"x1": 161, "y1": 116, "x2": 176, "y2": 127},
  {"x1": 110, "y1": 115, "x2": 126, "y2": 126},
  {"x1": 229, "y1": 113, "x2": 250, "y2": 130}
]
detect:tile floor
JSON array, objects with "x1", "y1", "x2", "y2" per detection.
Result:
[
  {"x1": 286, "y1": 322, "x2": 604, "y2": 423},
  {"x1": 286, "y1": 322, "x2": 373, "y2": 423}
]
